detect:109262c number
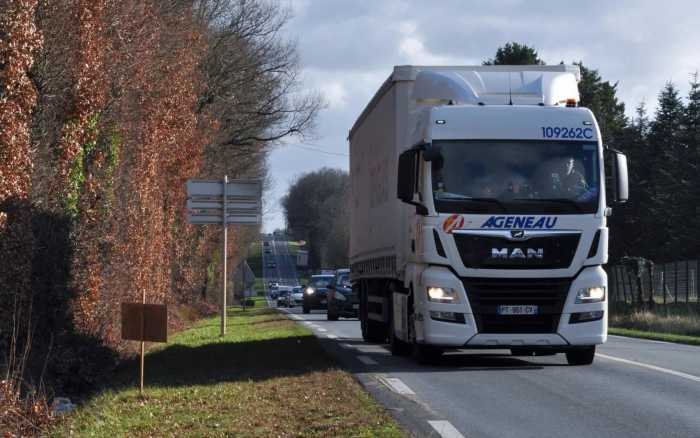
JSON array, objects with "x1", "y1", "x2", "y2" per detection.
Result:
[{"x1": 541, "y1": 126, "x2": 594, "y2": 139}]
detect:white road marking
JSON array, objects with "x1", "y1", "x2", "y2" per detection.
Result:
[
  {"x1": 428, "y1": 420, "x2": 465, "y2": 438},
  {"x1": 325, "y1": 334, "x2": 338, "y2": 339},
  {"x1": 377, "y1": 376, "x2": 415, "y2": 395},
  {"x1": 596, "y1": 353, "x2": 700, "y2": 383},
  {"x1": 355, "y1": 345, "x2": 390, "y2": 354},
  {"x1": 340, "y1": 343, "x2": 354, "y2": 349},
  {"x1": 357, "y1": 355, "x2": 378, "y2": 365},
  {"x1": 316, "y1": 328, "x2": 328, "y2": 332}
]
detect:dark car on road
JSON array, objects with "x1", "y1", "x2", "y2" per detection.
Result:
[
  {"x1": 326, "y1": 269, "x2": 357, "y2": 320},
  {"x1": 276, "y1": 288, "x2": 290, "y2": 307},
  {"x1": 268, "y1": 282, "x2": 279, "y2": 298},
  {"x1": 302, "y1": 274, "x2": 334, "y2": 314}
]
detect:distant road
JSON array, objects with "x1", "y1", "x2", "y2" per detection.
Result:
[
  {"x1": 262, "y1": 235, "x2": 298, "y2": 286},
  {"x1": 280, "y1": 307, "x2": 700, "y2": 438}
]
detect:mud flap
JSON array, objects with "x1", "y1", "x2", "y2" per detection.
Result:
[{"x1": 393, "y1": 292, "x2": 408, "y2": 342}]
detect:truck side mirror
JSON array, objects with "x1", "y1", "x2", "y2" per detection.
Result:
[
  {"x1": 397, "y1": 149, "x2": 428, "y2": 215},
  {"x1": 612, "y1": 151, "x2": 629, "y2": 204},
  {"x1": 397, "y1": 149, "x2": 418, "y2": 202}
]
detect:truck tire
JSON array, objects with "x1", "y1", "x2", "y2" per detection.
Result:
[
  {"x1": 566, "y1": 346, "x2": 596, "y2": 366},
  {"x1": 363, "y1": 319, "x2": 387, "y2": 343},
  {"x1": 302, "y1": 305, "x2": 310, "y2": 314}
]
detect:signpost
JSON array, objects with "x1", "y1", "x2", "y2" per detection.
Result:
[
  {"x1": 186, "y1": 176, "x2": 262, "y2": 336},
  {"x1": 121, "y1": 301, "x2": 167, "y2": 396}
]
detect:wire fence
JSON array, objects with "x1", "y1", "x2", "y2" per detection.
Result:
[{"x1": 607, "y1": 259, "x2": 700, "y2": 313}]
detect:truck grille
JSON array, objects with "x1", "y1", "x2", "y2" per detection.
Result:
[
  {"x1": 461, "y1": 277, "x2": 572, "y2": 333},
  {"x1": 454, "y1": 234, "x2": 580, "y2": 269}
]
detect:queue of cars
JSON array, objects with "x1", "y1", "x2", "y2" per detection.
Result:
[{"x1": 268, "y1": 269, "x2": 356, "y2": 321}]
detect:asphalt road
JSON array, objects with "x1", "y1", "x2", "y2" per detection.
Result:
[
  {"x1": 263, "y1": 239, "x2": 700, "y2": 438},
  {"x1": 262, "y1": 235, "x2": 298, "y2": 286}
]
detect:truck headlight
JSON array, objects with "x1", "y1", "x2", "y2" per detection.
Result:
[
  {"x1": 575, "y1": 286, "x2": 606, "y2": 303},
  {"x1": 305, "y1": 287, "x2": 315, "y2": 295},
  {"x1": 427, "y1": 287, "x2": 459, "y2": 303}
]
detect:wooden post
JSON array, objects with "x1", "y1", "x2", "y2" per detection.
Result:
[{"x1": 140, "y1": 288, "x2": 145, "y2": 396}]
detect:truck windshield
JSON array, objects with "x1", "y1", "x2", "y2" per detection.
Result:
[{"x1": 431, "y1": 140, "x2": 600, "y2": 214}]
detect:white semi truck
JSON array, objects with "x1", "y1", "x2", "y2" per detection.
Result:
[{"x1": 349, "y1": 65, "x2": 629, "y2": 365}]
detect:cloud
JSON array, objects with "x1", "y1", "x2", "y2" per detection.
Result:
[{"x1": 264, "y1": 0, "x2": 700, "y2": 231}]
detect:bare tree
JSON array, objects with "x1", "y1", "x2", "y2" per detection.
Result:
[{"x1": 194, "y1": 0, "x2": 323, "y2": 179}]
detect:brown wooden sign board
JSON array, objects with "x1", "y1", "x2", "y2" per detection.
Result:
[{"x1": 121, "y1": 303, "x2": 168, "y2": 343}]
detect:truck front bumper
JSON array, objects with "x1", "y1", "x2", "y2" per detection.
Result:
[{"x1": 416, "y1": 266, "x2": 608, "y2": 348}]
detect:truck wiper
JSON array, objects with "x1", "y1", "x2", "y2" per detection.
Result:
[
  {"x1": 512, "y1": 198, "x2": 584, "y2": 213},
  {"x1": 435, "y1": 193, "x2": 507, "y2": 212}
]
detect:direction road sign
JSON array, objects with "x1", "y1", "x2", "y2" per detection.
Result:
[
  {"x1": 186, "y1": 200, "x2": 259, "y2": 210},
  {"x1": 186, "y1": 214, "x2": 261, "y2": 225},
  {"x1": 187, "y1": 179, "x2": 261, "y2": 198},
  {"x1": 186, "y1": 176, "x2": 262, "y2": 337}
]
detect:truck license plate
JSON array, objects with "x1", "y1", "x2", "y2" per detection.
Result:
[
  {"x1": 352, "y1": 304, "x2": 359, "y2": 310},
  {"x1": 498, "y1": 305, "x2": 538, "y2": 315}
]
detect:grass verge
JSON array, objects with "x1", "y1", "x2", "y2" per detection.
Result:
[
  {"x1": 609, "y1": 328, "x2": 700, "y2": 346},
  {"x1": 54, "y1": 298, "x2": 403, "y2": 437},
  {"x1": 609, "y1": 310, "x2": 700, "y2": 346}
]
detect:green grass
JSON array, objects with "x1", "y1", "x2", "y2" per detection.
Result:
[
  {"x1": 609, "y1": 310, "x2": 700, "y2": 346},
  {"x1": 609, "y1": 328, "x2": 700, "y2": 346},
  {"x1": 55, "y1": 299, "x2": 404, "y2": 437}
]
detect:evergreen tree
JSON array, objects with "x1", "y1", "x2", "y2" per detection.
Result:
[
  {"x1": 647, "y1": 82, "x2": 686, "y2": 260},
  {"x1": 483, "y1": 42, "x2": 544, "y2": 65},
  {"x1": 682, "y1": 74, "x2": 700, "y2": 257},
  {"x1": 576, "y1": 63, "x2": 628, "y2": 148},
  {"x1": 610, "y1": 103, "x2": 652, "y2": 259}
]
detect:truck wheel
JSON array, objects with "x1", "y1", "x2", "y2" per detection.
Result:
[
  {"x1": 566, "y1": 346, "x2": 596, "y2": 366},
  {"x1": 302, "y1": 305, "x2": 310, "y2": 314},
  {"x1": 413, "y1": 343, "x2": 442, "y2": 365},
  {"x1": 363, "y1": 320, "x2": 387, "y2": 343}
]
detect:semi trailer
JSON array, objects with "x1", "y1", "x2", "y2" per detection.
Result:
[{"x1": 348, "y1": 65, "x2": 629, "y2": 365}]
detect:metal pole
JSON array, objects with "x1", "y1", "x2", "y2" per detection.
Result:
[
  {"x1": 662, "y1": 265, "x2": 667, "y2": 305},
  {"x1": 675, "y1": 261, "x2": 679, "y2": 303},
  {"x1": 221, "y1": 175, "x2": 228, "y2": 337}
]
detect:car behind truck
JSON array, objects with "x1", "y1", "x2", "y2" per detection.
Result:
[{"x1": 349, "y1": 65, "x2": 629, "y2": 365}]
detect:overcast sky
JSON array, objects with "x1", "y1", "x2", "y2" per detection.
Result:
[{"x1": 263, "y1": 0, "x2": 700, "y2": 232}]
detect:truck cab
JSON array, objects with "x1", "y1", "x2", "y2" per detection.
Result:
[{"x1": 349, "y1": 66, "x2": 629, "y2": 365}]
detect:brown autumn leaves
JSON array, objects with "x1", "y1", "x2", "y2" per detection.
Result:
[{"x1": 0, "y1": 0, "x2": 320, "y2": 414}]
